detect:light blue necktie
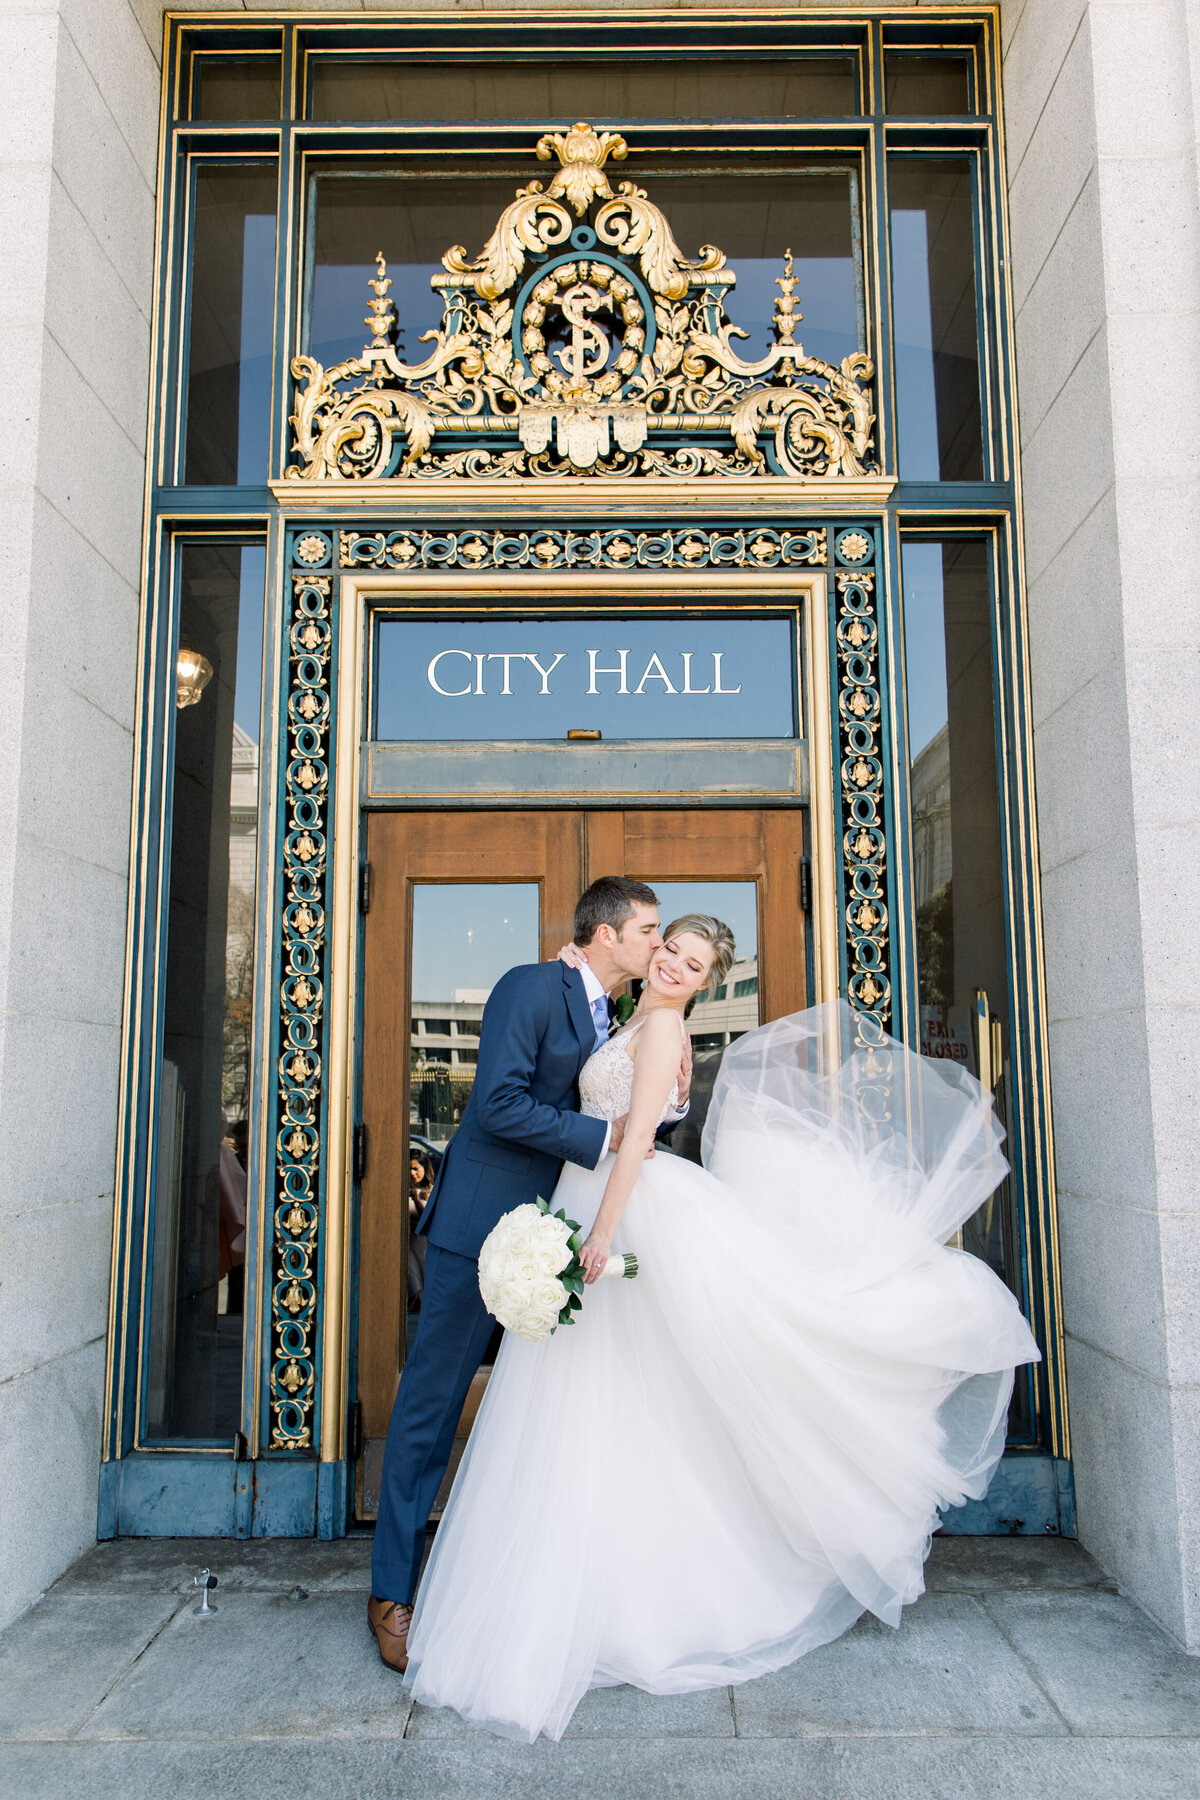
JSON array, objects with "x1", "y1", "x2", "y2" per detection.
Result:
[{"x1": 590, "y1": 993, "x2": 609, "y2": 1050}]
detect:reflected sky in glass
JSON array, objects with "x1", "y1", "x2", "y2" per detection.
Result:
[
  {"x1": 237, "y1": 213, "x2": 276, "y2": 484},
  {"x1": 233, "y1": 546, "x2": 266, "y2": 739},
  {"x1": 891, "y1": 208, "x2": 940, "y2": 481},
  {"x1": 411, "y1": 884, "x2": 539, "y2": 1003},
  {"x1": 901, "y1": 541, "x2": 949, "y2": 758}
]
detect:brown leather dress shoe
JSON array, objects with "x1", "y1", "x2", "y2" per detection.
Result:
[{"x1": 368, "y1": 1595, "x2": 414, "y2": 1672}]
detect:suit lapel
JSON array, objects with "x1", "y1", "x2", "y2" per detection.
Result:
[{"x1": 562, "y1": 964, "x2": 598, "y2": 1067}]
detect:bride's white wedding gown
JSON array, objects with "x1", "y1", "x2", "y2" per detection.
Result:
[{"x1": 403, "y1": 1002, "x2": 1040, "y2": 1742}]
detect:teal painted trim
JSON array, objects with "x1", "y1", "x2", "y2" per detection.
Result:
[
  {"x1": 272, "y1": 34, "x2": 297, "y2": 484},
  {"x1": 97, "y1": 1461, "x2": 119, "y2": 1540},
  {"x1": 105, "y1": 1452, "x2": 323, "y2": 1538},
  {"x1": 939, "y1": 1453, "x2": 1077, "y2": 1539},
  {"x1": 152, "y1": 486, "x2": 277, "y2": 513},
  {"x1": 869, "y1": 18, "x2": 897, "y2": 479},
  {"x1": 892, "y1": 482, "x2": 1013, "y2": 510},
  {"x1": 317, "y1": 1462, "x2": 349, "y2": 1540},
  {"x1": 366, "y1": 740, "x2": 808, "y2": 802},
  {"x1": 294, "y1": 18, "x2": 873, "y2": 64}
]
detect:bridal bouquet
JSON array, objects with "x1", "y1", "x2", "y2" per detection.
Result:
[{"x1": 477, "y1": 1198, "x2": 638, "y2": 1342}]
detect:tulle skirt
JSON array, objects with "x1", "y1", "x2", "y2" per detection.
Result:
[{"x1": 403, "y1": 1004, "x2": 1041, "y2": 1742}]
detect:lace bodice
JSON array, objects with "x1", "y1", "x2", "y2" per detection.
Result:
[{"x1": 579, "y1": 1016, "x2": 682, "y2": 1125}]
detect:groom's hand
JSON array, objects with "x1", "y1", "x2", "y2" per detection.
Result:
[
  {"x1": 677, "y1": 1033, "x2": 693, "y2": 1105},
  {"x1": 609, "y1": 1115, "x2": 655, "y2": 1159}
]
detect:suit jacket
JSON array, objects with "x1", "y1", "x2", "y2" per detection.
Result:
[{"x1": 417, "y1": 961, "x2": 608, "y2": 1259}]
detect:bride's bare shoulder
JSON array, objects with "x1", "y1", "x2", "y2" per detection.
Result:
[{"x1": 630, "y1": 1008, "x2": 686, "y2": 1055}]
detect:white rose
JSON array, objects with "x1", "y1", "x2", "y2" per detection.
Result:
[
  {"x1": 509, "y1": 1300, "x2": 553, "y2": 1342},
  {"x1": 532, "y1": 1277, "x2": 566, "y2": 1319},
  {"x1": 486, "y1": 1249, "x2": 517, "y2": 1284}
]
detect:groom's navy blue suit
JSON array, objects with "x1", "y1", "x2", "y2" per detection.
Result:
[{"x1": 372, "y1": 960, "x2": 609, "y2": 1605}]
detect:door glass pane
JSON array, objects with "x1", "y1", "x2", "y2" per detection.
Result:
[
  {"x1": 184, "y1": 167, "x2": 277, "y2": 485},
  {"x1": 902, "y1": 539, "x2": 1030, "y2": 1436},
  {"x1": 406, "y1": 883, "x2": 539, "y2": 1511},
  {"x1": 885, "y1": 54, "x2": 971, "y2": 114},
  {"x1": 889, "y1": 158, "x2": 983, "y2": 481},
  {"x1": 190, "y1": 55, "x2": 282, "y2": 121},
  {"x1": 309, "y1": 166, "x2": 861, "y2": 377},
  {"x1": 641, "y1": 881, "x2": 759, "y2": 1165},
  {"x1": 309, "y1": 57, "x2": 858, "y2": 121},
  {"x1": 408, "y1": 883, "x2": 538, "y2": 1302},
  {"x1": 144, "y1": 543, "x2": 265, "y2": 1441}
]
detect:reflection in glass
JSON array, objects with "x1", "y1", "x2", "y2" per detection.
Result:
[
  {"x1": 409, "y1": 885, "x2": 540, "y2": 1149},
  {"x1": 310, "y1": 58, "x2": 858, "y2": 121},
  {"x1": 145, "y1": 544, "x2": 265, "y2": 1441},
  {"x1": 190, "y1": 55, "x2": 282, "y2": 121},
  {"x1": 884, "y1": 55, "x2": 971, "y2": 114},
  {"x1": 407, "y1": 885, "x2": 539, "y2": 1428},
  {"x1": 309, "y1": 169, "x2": 860, "y2": 376},
  {"x1": 184, "y1": 168, "x2": 277, "y2": 485},
  {"x1": 643, "y1": 881, "x2": 759, "y2": 1165},
  {"x1": 889, "y1": 159, "x2": 982, "y2": 481},
  {"x1": 902, "y1": 539, "x2": 1029, "y2": 1436}
]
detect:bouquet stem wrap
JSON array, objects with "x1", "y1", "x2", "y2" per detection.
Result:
[{"x1": 477, "y1": 1200, "x2": 638, "y2": 1342}]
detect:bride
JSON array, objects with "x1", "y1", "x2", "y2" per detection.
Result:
[{"x1": 402, "y1": 914, "x2": 1041, "y2": 1742}]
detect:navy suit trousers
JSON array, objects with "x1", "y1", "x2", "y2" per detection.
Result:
[{"x1": 370, "y1": 1241, "x2": 497, "y2": 1605}]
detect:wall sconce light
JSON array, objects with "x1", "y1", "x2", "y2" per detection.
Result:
[{"x1": 176, "y1": 646, "x2": 213, "y2": 709}]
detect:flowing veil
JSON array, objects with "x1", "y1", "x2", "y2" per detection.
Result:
[{"x1": 703, "y1": 1000, "x2": 1010, "y2": 1245}]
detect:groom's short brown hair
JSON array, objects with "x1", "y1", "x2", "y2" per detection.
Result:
[{"x1": 574, "y1": 877, "x2": 659, "y2": 946}]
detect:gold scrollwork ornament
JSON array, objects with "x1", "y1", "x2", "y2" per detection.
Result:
[{"x1": 286, "y1": 126, "x2": 876, "y2": 483}]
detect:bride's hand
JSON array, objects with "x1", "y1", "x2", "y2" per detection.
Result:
[
  {"x1": 555, "y1": 941, "x2": 589, "y2": 970},
  {"x1": 580, "y1": 1232, "x2": 612, "y2": 1285}
]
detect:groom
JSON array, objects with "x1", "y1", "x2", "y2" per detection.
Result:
[{"x1": 368, "y1": 876, "x2": 690, "y2": 1670}]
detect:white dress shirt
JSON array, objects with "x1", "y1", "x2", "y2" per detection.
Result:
[
  {"x1": 579, "y1": 963, "x2": 614, "y2": 1163},
  {"x1": 577, "y1": 964, "x2": 687, "y2": 1165}
]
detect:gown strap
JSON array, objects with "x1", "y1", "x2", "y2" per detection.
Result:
[{"x1": 616, "y1": 1011, "x2": 688, "y2": 1055}]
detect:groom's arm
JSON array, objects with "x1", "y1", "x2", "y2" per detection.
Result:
[{"x1": 472, "y1": 967, "x2": 607, "y2": 1170}]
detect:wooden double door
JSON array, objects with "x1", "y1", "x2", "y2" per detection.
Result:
[{"x1": 355, "y1": 806, "x2": 808, "y2": 1517}]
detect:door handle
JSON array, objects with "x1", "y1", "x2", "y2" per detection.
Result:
[{"x1": 972, "y1": 988, "x2": 1003, "y2": 1092}]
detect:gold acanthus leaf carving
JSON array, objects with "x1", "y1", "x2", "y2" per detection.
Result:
[
  {"x1": 537, "y1": 121, "x2": 628, "y2": 214},
  {"x1": 594, "y1": 183, "x2": 725, "y2": 303},
  {"x1": 452, "y1": 188, "x2": 573, "y2": 302}
]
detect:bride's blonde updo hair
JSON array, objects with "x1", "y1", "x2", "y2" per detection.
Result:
[{"x1": 662, "y1": 914, "x2": 736, "y2": 1000}]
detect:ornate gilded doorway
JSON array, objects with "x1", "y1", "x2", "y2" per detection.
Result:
[{"x1": 106, "y1": 12, "x2": 1071, "y2": 1544}]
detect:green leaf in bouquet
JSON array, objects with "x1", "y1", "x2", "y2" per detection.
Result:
[{"x1": 568, "y1": 1232, "x2": 582, "y2": 1254}]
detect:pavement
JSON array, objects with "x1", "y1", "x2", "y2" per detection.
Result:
[{"x1": 0, "y1": 1534, "x2": 1197, "y2": 1800}]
